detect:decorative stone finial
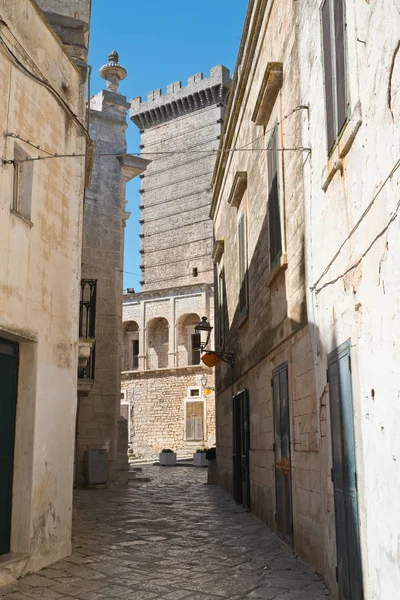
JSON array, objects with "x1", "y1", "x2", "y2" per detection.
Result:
[{"x1": 100, "y1": 50, "x2": 127, "y2": 92}]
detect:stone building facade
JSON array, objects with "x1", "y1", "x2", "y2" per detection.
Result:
[
  {"x1": 211, "y1": 0, "x2": 327, "y2": 588},
  {"x1": 0, "y1": 0, "x2": 90, "y2": 585},
  {"x1": 76, "y1": 53, "x2": 149, "y2": 485},
  {"x1": 122, "y1": 66, "x2": 231, "y2": 459},
  {"x1": 212, "y1": 1, "x2": 400, "y2": 599}
]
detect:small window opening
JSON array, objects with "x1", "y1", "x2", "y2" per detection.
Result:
[{"x1": 193, "y1": 267, "x2": 198, "y2": 278}]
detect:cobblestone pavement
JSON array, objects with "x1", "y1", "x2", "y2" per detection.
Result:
[{"x1": 1, "y1": 466, "x2": 332, "y2": 600}]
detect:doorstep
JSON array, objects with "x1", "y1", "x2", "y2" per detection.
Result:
[{"x1": 0, "y1": 553, "x2": 29, "y2": 588}]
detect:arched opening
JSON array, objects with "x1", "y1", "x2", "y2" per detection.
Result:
[
  {"x1": 123, "y1": 321, "x2": 139, "y2": 371},
  {"x1": 147, "y1": 317, "x2": 169, "y2": 369},
  {"x1": 176, "y1": 313, "x2": 201, "y2": 367}
]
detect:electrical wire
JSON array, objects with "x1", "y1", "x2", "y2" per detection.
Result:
[
  {"x1": 0, "y1": 31, "x2": 89, "y2": 140},
  {"x1": 311, "y1": 157, "x2": 400, "y2": 292},
  {"x1": 142, "y1": 268, "x2": 213, "y2": 286},
  {"x1": 2, "y1": 106, "x2": 310, "y2": 165},
  {"x1": 5, "y1": 133, "x2": 53, "y2": 156},
  {"x1": 314, "y1": 198, "x2": 400, "y2": 295}
]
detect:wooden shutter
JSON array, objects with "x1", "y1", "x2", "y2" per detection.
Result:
[
  {"x1": 334, "y1": 0, "x2": 347, "y2": 134},
  {"x1": 321, "y1": 0, "x2": 335, "y2": 152},
  {"x1": 268, "y1": 128, "x2": 282, "y2": 269},
  {"x1": 218, "y1": 269, "x2": 226, "y2": 348},
  {"x1": 191, "y1": 333, "x2": 200, "y2": 365},
  {"x1": 186, "y1": 401, "x2": 204, "y2": 441},
  {"x1": 132, "y1": 340, "x2": 139, "y2": 369},
  {"x1": 238, "y1": 214, "x2": 248, "y2": 315}
]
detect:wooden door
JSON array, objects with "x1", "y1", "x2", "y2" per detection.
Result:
[
  {"x1": 272, "y1": 363, "x2": 293, "y2": 545},
  {"x1": 328, "y1": 341, "x2": 363, "y2": 600},
  {"x1": 232, "y1": 390, "x2": 250, "y2": 510},
  {"x1": 0, "y1": 339, "x2": 19, "y2": 555},
  {"x1": 186, "y1": 401, "x2": 204, "y2": 441}
]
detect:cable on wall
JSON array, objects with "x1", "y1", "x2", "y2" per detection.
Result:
[
  {"x1": 311, "y1": 157, "x2": 400, "y2": 293},
  {"x1": 0, "y1": 30, "x2": 90, "y2": 140}
]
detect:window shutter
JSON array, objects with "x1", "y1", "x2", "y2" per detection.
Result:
[
  {"x1": 321, "y1": 0, "x2": 335, "y2": 152},
  {"x1": 191, "y1": 333, "x2": 201, "y2": 365},
  {"x1": 218, "y1": 269, "x2": 226, "y2": 348},
  {"x1": 238, "y1": 215, "x2": 247, "y2": 315},
  {"x1": 268, "y1": 128, "x2": 282, "y2": 268},
  {"x1": 132, "y1": 340, "x2": 139, "y2": 369},
  {"x1": 334, "y1": 0, "x2": 347, "y2": 134}
]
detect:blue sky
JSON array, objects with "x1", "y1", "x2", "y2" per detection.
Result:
[{"x1": 88, "y1": 1, "x2": 247, "y2": 291}]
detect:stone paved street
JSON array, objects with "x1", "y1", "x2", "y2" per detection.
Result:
[{"x1": 1, "y1": 467, "x2": 332, "y2": 600}]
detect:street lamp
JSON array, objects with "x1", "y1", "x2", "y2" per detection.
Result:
[
  {"x1": 194, "y1": 316, "x2": 235, "y2": 365},
  {"x1": 194, "y1": 316, "x2": 212, "y2": 351}
]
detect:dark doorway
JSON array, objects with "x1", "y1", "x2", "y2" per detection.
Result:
[
  {"x1": 0, "y1": 339, "x2": 19, "y2": 555},
  {"x1": 272, "y1": 363, "x2": 293, "y2": 545},
  {"x1": 232, "y1": 389, "x2": 250, "y2": 510},
  {"x1": 328, "y1": 341, "x2": 363, "y2": 600}
]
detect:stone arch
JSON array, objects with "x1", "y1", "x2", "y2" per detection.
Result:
[
  {"x1": 176, "y1": 313, "x2": 201, "y2": 367},
  {"x1": 123, "y1": 321, "x2": 139, "y2": 371},
  {"x1": 146, "y1": 317, "x2": 169, "y2": 369}
]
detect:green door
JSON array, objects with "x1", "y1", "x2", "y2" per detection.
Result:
[
  {"x1": 328, "y1": 341, "x2": 363, "y2": 600},
  {"x1": 0, "y1": 339, "x2": 19, "y2": 555}
]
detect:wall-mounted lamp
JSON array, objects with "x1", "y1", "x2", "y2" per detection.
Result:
[{"x1": 194, "y1": 316, "x2": 235, "y2": 366}]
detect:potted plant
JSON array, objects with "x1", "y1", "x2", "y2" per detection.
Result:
[
  {"x1": 193, "y1": 447, "x2": 208, "y2": 468},
  {"x1": 159, "y1": 448, "x2": 177, "y2": 466}
]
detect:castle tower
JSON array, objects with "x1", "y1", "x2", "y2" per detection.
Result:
[
  {"x1": 121, "y1": 66, "x2": 231, "y2": 460},
  {"x1": 131, "y1": 65, "x2": 231, "y2": 291}
]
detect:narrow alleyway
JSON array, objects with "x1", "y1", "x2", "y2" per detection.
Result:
[{"x1": 1, "y1": 467, "x2": 331, "y2": 600}]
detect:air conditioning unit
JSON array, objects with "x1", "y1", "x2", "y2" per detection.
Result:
[{"x1": 84, "y1": 449, "x2": 108, "y2": 485}]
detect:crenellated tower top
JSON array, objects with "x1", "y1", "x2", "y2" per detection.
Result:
[{"x1": 130, "y1": 64, "x2": 231, "y2": 130}]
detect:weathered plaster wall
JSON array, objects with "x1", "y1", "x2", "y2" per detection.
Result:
[
  {"x1": 298, "y1": 1, "x2": 400, "y2": 597},
  {"x1": 0, "y1": 0, "x2": 86, "y2": 584}
]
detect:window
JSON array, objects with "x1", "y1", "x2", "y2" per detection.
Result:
[
  {"x1": 12, "y1": 143, "x2": 33, "y2": 221},
  {"x1": 132, "y1": 340, "x2": 139, "y2": 370},
  {"x1": 191, "y1": 333, "x2": 201, "y2": 365},
  {"x1": 268, "y1": 126, "x2": 282, "y2": 269},
  {"x1": 238, "y1": 212, "x2": 248, "y2": 318},
  {"x1": 321, "y1": 0, "x2": 348, "y2": 153},
  {"x1": 189, "y1": 388, "x2": 200, "y2": 397},
  {"x1": 218, "y1": 268, "x2": 226, "y2": 349}
]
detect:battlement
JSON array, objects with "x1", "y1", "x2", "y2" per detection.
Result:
[{"x1": 130, "y1": 65, "x2": 231, "y2": 130}]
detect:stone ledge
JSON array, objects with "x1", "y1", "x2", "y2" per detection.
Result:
[
  {"x1": 266, "y1": 253, "x2": 288, "y2": 287},
  {"x1": 122, "y1": 364, "x2": 211, "y2": 379}
]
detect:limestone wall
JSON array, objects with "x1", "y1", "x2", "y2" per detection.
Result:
[
  {"x1": 122, "y1": 367, "x2": 215, "y2": 459},
  {"x1": 0, "y1": 0, "x2": 86, "y2": 584}
]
